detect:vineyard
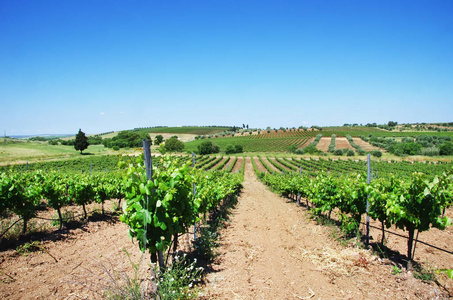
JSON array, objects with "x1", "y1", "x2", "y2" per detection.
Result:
[
  {"x1": 1, "y1": 136, "x2": 453, "y2": 298},
  {"x1": 185, "y1": 129, "x2": 319, "y2": 152},
  {"x1": 1, "y1": 154, "x2": 451, "y2": 243},
  {"x1": 253, "y1": 157, "x2": 452, "y2": 265}
]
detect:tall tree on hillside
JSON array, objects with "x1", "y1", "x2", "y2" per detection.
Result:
[{"x1": 74, "y1": 129, "x2": 89, "y2": 154}]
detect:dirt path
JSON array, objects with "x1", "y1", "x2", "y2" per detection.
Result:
[{"x1": 202, "y1": 158, "x2": 445, "y2": 299}]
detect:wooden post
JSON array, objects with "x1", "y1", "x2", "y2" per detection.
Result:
[
  {"x1": 143, "y1": 139, "x2": 164, "y2": 269},
  {"x1": 192, "y1": 152, "x2": 197, "y2": 240},
  {"x1": 297, "y1": 166, "x2": 301, "y2": 205},
  {"x1": 366, "y1": 154, "x2": 371, "y2": 246}
]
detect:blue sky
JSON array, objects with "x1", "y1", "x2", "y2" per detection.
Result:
[{"x1": 1, "y1": 0, "x2": 452, "y2": 135}]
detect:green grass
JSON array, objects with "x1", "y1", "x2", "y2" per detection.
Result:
[{"x1": 0, "y1": 140, "x2": 109, "y2": 165}]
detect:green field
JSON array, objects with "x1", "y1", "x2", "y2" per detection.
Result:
[{"x1": 0, "y1": 139, "x2": 109, "y2": 166}]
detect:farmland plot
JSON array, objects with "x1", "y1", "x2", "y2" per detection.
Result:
[
  {"x1": 316, "y1": 137, "x2": 331, "y2": 152},
  {"x1": 335, "y1": 136, "x2": 354, "y2": 149},
  {"x1": 203, "y1": 161, "x2": 449, "y2": 299}
]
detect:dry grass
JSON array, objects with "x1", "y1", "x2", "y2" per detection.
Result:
[{"x1": 301, "y1": 246, "x2": 377, "y2": 277}]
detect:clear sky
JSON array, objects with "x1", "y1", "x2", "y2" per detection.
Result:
[{"x1": 1, "y1": 0, "x2": 452, "y2": 135}]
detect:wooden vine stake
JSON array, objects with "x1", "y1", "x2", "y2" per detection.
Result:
[
  {"x1": 143, "y1": 139, "x2": 165, "y2": 270},
  {"x1": 192, "y1": 152, "x2": 197, "y2": 240},
  {"x1": 297, "y1": 166, "x2": 302, "y2": 205},
  {"x1": 366, "y1": 154, "x2": 371, "y2": 246}
]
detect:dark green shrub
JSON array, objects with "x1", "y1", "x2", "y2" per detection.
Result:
[
  {"x1": 357, "y1": 148, "x2": 366, "y2": 156},
  {"x1": 370, "y1": 150, "x2": 382, "y2": 157},
  {"x1": 439, "y1": 141, "x2": 453, "y2": 155},
  {"x1": 334, "y1": 149, "x2": 343, "y2": 155},
  {"x1": 225, "y1": 145, "x2": 235, "y2": 154},
  {"x1": 198, "y1": 141, "x2": 219, "y2": 155},
  {"x1": 225, "y1": 144, "x2": 243, "y2": 154},
  {"x1": 164, "y1": 137, "x2": 184, "y2": 152},
  {"x1": 303, "y1": 144, "x2": 321, "y2": 154}
]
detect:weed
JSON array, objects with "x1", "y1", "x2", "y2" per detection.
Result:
[
  {"x1": 392, "y1": 265, "x2": 402, "y2": 275},
  {"x1": 16, "y1": 241, "x2": 43, "y2": 255},
  {"x1": 16, "y1": 241, "x2": 58, "y2": 262},
  {"x1": 76, "y1": 249, "x2": 155, "y2": 299},
  {"x1": 156, "y1": 255, "x2": 203, "y2": 300},
  {"x1": 103, "y1": 250, "x2": 150, "y2": 300},
  {"x1": 413, "y1": 264, "x2": 436, "y2": 282}
]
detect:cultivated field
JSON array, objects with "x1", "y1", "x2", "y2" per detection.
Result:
[{"x1": 1, "y1": 125, "x2": 453, "y2": 299}]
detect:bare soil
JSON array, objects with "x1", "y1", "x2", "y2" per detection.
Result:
[
  {"x1": 0, "y1": 207, "x2": 145, "y2": 299},
  {"x1": 316, "y1": 137, "x2": 331, "y2": 152},
  {"x1": 335, "y1": 137, "x2": 354, "y2": 150},
  {"x1": 252, "y1": 157, "x2": 267, "y2": 173},
  {"x1": 1, "y1": 159, "x2": 452, "y2": 299},
  {"x1": 231, "y1": 157, "x2": 244, "y2": 173}
]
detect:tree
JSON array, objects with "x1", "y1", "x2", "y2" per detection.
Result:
[
  {"x1": 198, "y1": 141, "x2": 219, "y2": 155},
  {"x1": 388, "y1": 121, "x2": 398, "y2": 127},
  {"x1": 164, "y1": 137, "x2": 184, "y2": 152},
  {"x1": 155, "y1": 134, "x2": 164, "y2": 145},
  {"x1": 101, "y1": 130, "x2": 149, "y2": 149},
  {"x1": 74, "y1": 129, "x2": 89, "y2": 154}
]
